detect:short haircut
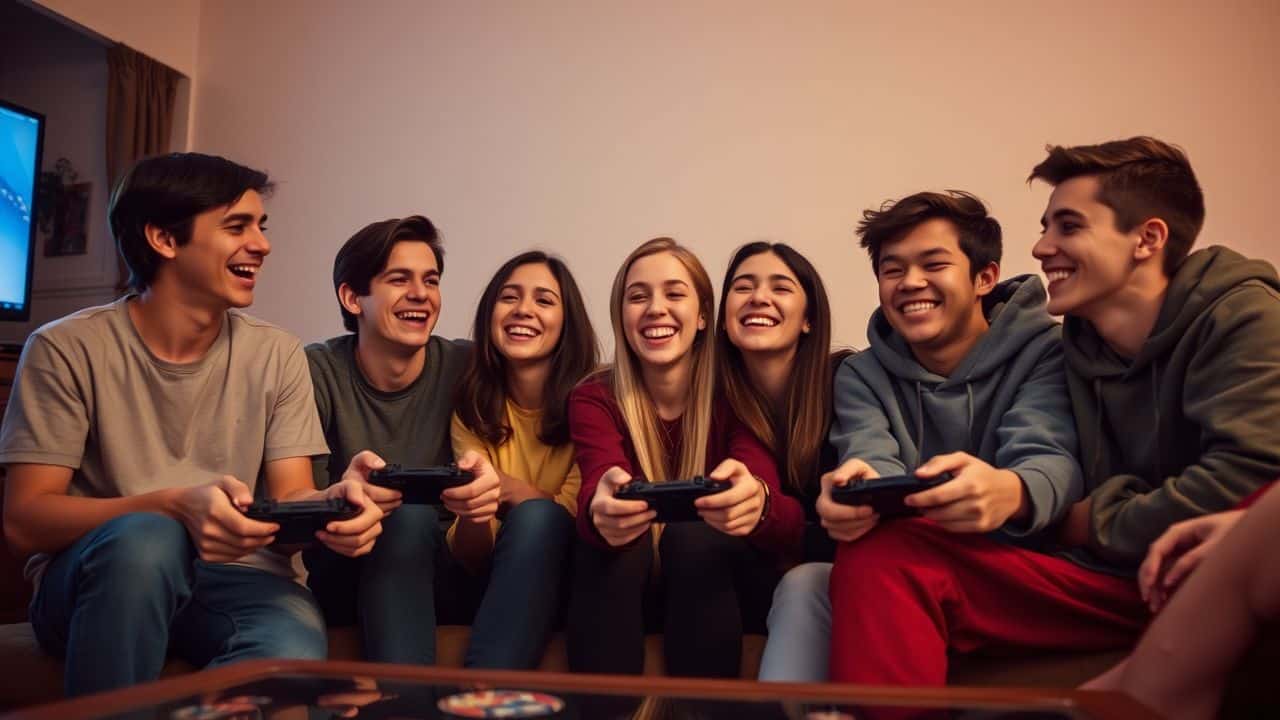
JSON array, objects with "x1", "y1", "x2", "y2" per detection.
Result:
[
  {"x1": 332, "y1": 215, "x2": 444, "y2": 333},
  {"x1": 1027, "y1": 136, "x2": 1204, "y2": 275},
  {"x1": 856, "y1": 190, "x2": 1002, "y2": 275},
  {"x1": 109, "y1": 153, "x2": 274, "y2": 291}
]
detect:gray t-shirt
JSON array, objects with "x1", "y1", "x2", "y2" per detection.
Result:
[
  {"x1": 0, "y1": 296, "x2": 330, "y2": 580},
  {"x1": 306, "y1": 334, "x2": 470, "y2": 489}
]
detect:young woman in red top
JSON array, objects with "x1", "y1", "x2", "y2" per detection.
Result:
[{"x1": 566, "y1": 237, "x2": 804, "y2": 678}]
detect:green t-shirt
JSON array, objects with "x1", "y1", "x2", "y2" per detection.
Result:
[{"x1": 305, "y1": 334, "x2": 470, "y2": 489}]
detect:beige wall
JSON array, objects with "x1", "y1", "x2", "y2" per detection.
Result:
[
  {"x1": 185, "y1": 0, "x2": 1277, "y2": 348},
  {"x1": 31, "y1": 0, "x2": 200, "y2": 77}
]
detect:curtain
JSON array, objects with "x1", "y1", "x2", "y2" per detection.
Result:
[{"x1": 106, "y1": 43, "x2": 181, "y2": 290}]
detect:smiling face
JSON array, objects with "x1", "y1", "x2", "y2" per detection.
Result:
[
  {"x1": 489, "y1": 261, "x2": 564, "y2": 366},
  {"x1": 724, "y1": 250, "x2": 810, "y2": 357},
  {"x1": 167, "y1": 190, "x2": 270, "y2": 309},
  {"x1": 341, "y1": 240, "x2": 441, "y2": 351},
  {"x1": 877, "y1": 217, "x2": 995, "y2": 352},
  {"x1": 621, "y1": 251, "x2": 707, "y2": 371},
  {"x1": 1033, "y1": 175, "x2": 1142, "y2": 319}
]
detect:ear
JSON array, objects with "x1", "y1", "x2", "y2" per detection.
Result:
[
  {"x1": 1132, "y1": 218, "x2": 1169, "y2": 264},
  {"x1": 802, "y1": 319, "x2": 812, "y2": 334},
  {"x1": 144, "y1": 223, "x2": 178, "y2": 260},
  {"x1": 697, "y1": 312, "x2": 707, "y2": 331},
  {"x1": 337, "y1": 283, "x2": 364, "y2": 321},
  {"x1": 973, "y1": 261, "x2": 1000, "y2": 298}
]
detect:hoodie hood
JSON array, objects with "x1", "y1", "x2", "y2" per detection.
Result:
[
  {"x1": 868, "y1": 274, "x2": 1058, "y2": 386},
  {"x1": 1065, "y1": 245, "x2": 1280, "y2": 379}
]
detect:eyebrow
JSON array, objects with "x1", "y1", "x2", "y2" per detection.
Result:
[
  {"x1": 221, "y1": 212, "x2": 265, "y2": 226},
  {"x1": 1039, "y1": 208, "x2": 1087, "y2": 228},
  {"x1": 501, "y1": 283, "x2": 562, "y2": 300},
  {"x1": 879, "y1": 247, "x2": 952, "y2": 265},
  {"x1": 383, "y1": 267, "x2": 440, "y2": 277},
  {"x1": 731, "y1": 272, "x2": 799, "y2": 285},
  {"x1": 625, "y1": 279, "x2": 690, "y2": 293}
]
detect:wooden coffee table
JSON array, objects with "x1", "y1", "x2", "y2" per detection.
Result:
[{"x1": 0, "y1": 658, "x2": 1158, "y2": 719}]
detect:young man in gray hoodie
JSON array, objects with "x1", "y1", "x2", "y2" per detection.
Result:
[{"x1": 761, "y1": 190, "x2": 1111, "y2": 684}]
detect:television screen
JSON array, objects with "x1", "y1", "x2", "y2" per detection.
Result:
[{"x1": 0, "y1": 98, "x2": 43, "y2": 322}]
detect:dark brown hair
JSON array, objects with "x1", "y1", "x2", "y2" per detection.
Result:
[
  {"x1": 455, "y1": 251, "x2": 599, "y2": 447},
  {"x1": 857, "y1": 190, "x2": 1002, "y2": 276},
  {"x1": 332, "y1": 215, "x2": 444, "y2": 333},
  {"x1": 715, "y1": 242, "x2": 843, "y2": 494},
  {"x1": 111, "y1": 153, "x2": 274, "y2": 291},
  {"x1": 1028, "y1": 136, "x2": 1204, "y2": 275}
]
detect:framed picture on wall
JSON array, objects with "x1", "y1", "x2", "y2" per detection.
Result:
[{"x1": 43, "y1": 180, "x2": 90, "y2": 257}]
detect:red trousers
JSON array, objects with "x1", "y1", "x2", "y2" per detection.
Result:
[{"x1": 828, "y1": 518, "x2": 1148, "y2": 685}]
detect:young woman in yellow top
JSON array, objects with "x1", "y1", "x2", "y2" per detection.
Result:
[{"x1": 449, "y1": 250, "x2": 599, "y2": 669}]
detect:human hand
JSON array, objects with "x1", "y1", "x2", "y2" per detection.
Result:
[
  {"x1": 316, "y1": 479, "x2": 384, "y2": 557},
  {"x1": 906, "y1": 452, "x2": 1027, "y2": 533},
  {"x1": 589, "y1": 466, "x2": 656, "y2": 547},
  {"x1": 696, "y1": 459, "x2": 765, "y2": 536},
  {"x1": 342, "y1": 449, "x2": 402, "y2": 515},
  {"x1": 1139, "y1": 509, "x2": 1245, "y2": 612},
  {"x1": 815, "y1": 458, "x2": 881, "y2": 542},
  {"x1": 443, "y1": 451, "x2": 502, "y2": 524},
  {"x1": 171, "y1": 476, "x2": 277, "y2": 563}
]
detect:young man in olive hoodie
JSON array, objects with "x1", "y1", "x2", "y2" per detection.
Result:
[{"x1": 1031, "y1": 136, "x2": 1280, "y2": 572}]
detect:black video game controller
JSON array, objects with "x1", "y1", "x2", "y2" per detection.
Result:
[
  {"x1": 243, "y1": 498, "x2": 360, "y2": 544},
  {"x1": 613, "y1": 477, "x2": 733, "y2": 522},
  {"x1": 367, "y1": 463, "x2": 475, "y2": 505},
  {"x1": 829, "y1": 472, "x2": 953, "y2": 519}
]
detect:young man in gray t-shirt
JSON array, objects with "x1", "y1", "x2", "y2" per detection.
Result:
[
  {"x1": 303, "y1": 215, "x2": 501, "y2": 665},
  {"x1": 0, "y1": 154, "x2": 385, "y2": 697}
]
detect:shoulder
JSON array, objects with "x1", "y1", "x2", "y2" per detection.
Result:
[
  {"x1": 28, "y1": 300, "x2": 125, "y2": 353},
  {"x1": 227, "y1": 310, "x2": 306, "y2": 355},
  {"x1": 305, "y1": 333, "x2": 354, "y2": 369},
  {"x1": 430, "y1": 335, "x2": 474, "y2": 377}
]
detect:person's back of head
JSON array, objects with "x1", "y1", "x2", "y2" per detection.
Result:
[{"x1": 110, "y1": 153, "x2": 273, "y2": 292}]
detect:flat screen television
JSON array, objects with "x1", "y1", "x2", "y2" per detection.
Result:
[{"x1": 0, "y1": 98, "x2": 44, "y2": 322}]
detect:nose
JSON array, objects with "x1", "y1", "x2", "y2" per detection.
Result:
[
  {"x1": 407, "y1": 277, "x2": 429, "y2": 300},
  {"x1": 1031, "y1": 233, "x2": 1054, "y2": 260},
  {"x1": 246, "y1": 226, "x2": 271, "y2": 257},
  {"x1": 900, "y1": 265, "x2": 928, "y2": 290},
  {"x1": 644, "y1": 295, "x2": 668, "y2": 318},
  {"x1": 514, "y1": 295, "x2": 535, "y2": 318},
  {"x1": 749, "y1": 285, "x2": 770, "y2": 306}
]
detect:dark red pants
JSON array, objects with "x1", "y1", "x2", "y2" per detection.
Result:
[{"x1": 828, "y1": 518, "x2": 1148, "y2": 685}]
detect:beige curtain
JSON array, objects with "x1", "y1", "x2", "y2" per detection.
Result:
[{"x1": 106, "y1": 43, "x2": 180, "y2": 290}]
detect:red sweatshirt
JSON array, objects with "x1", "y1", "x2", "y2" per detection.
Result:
[{"x1": 569, "y1": 376, "x2": 803, "y2": 558}]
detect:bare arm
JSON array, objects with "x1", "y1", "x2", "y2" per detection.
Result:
[{"x1": 3, "y1": 463, "x2": 182, "y2": 559}]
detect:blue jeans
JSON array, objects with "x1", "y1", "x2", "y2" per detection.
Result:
[
  {"x1": 465, "y1": 498, "x2": 574, "y2": 669},
  {"x1": 757, "y1": 561, "x2": 832, "y2": 682},
  {"x1": 305, "y1": 503, "x2": 447, "y2": 664},
  {"x1": 30, "y1": 513, "x2": 327, "y2": 697}
]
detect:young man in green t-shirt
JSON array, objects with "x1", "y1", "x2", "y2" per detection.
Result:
[{"x1": 303, "y1": 215, "x2": 501, "y2": 665}]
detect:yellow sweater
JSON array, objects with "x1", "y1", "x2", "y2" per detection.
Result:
[{"x1": 448, "y1": 400, "x2": 581, "y2": 549}]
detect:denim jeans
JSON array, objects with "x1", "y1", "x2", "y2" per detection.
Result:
[
  {"x1": 305, "y1": 503, "x2": 451, "y2": 665},
  {"x1": 29, "y1": 512, "x2": 327, "y2": 697},
  {"x1": 465, "y1": 498, "x2": 574, "y2": 669}
]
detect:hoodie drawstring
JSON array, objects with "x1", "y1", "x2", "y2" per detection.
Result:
[{"x1": 914, "y1": 381, "x2": 925, "y2": 466}]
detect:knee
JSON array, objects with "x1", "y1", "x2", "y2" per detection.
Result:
[
  {"x1": 498, "y1": 500, "x2": 573, "y2": 549},
  {"x1": 659, "y1": 522, "x2": 737, "y2": 575},
  {"x1": 246, "y1": 594, "x2": 328, "y2": 660},
  {"x1": 81, "y1": 513, "x2": 192, "y2": 584},
  {"x1": 830, "y1": 520, "x2": 933, "y2": 593},
  {"x1": 770, "y1": 563, "x2": 832, "y2": 621},
  {"x1": 372, "y1": 504, "x2": 440, "y2": 561}
]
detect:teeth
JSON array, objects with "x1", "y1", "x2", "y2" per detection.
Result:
[
  {"x1": 229, "y1": 264, "x2": 258, "y2": 275},
  {"x1": 901, "y1": 301, "x2": 939, "y2": 314},
  {"x1": 507, "y1": 326, "x2": 538, "y2": 337},
  {"x1": 742, "y1": 316, "x2": 778, "y2": 327},
  {"x1": 396, "y1": 311, "x2": 428, "y2": 320},
  {"x1": 642, "y1": 327, "x2": 676, "y2": 339},
  {"x1": 1046, "y1": 270, "x2": 1073, "y2": 282}
]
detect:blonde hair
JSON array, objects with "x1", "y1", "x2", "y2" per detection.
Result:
[{"x1": 609, "y1": 237, "x2": 716, "y2": 483}]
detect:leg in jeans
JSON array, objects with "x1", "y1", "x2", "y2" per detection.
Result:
[
  {"x1": 466, "y1": 499, "x2": 574, "y2": 669},
  {"x1": 566, "y1": 530, "x2": 653, "y2": 674},
  {"x1": 358, "y1": 503, "x2": 442, "y2": 664},
  {"x1": 170, "y1": 561, "x2": 327, "y2": 667},
  {"x1": 28, "y1": 513, "x2": 195, "y2": 697},
  {"x1": 758, "y1": 562, "x2": 832, "y2": 682},
  {"x1": 828, "y1": 518, "x2": 1147, "y2": 685},
  {"x1": 661, "y1": 522, "x2": 777, "y2": 678}
]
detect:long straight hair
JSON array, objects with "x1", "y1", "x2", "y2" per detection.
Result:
[
  {"x1": 455, "y1": 251, "x2": 599, "y2": 446},
  {"x1": 715, "y1": 242, "x2": 840, "y2": 493},
  {"x1": 609, "y1": 238, "x2": 716, "y2": 483}
]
